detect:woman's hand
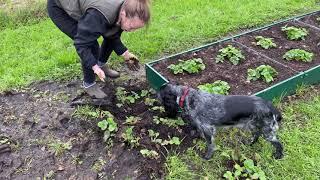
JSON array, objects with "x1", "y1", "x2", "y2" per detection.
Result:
[
  {"x1": 122, "y1": 50, "x2": 140, "y2": 71},
  {"x1": 92, "y1": 64, "x2": 106, "y2": 82}
]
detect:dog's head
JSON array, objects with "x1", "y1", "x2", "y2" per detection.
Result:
[{"x1": 157, "y1": 83, "x2": 182, "y2": 118}]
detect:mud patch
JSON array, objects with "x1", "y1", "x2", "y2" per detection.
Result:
[{"x1": 0, "y1": 79, "x2": 196, "y2": 179}]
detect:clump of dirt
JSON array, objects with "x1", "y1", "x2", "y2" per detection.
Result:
[{"x1": 0, "y1": 79, "x2": 197, "y2": 179}]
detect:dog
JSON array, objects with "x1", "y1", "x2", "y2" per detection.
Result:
[{"x1": 157, "y1": 83, "x2": 283, "y2": 160}]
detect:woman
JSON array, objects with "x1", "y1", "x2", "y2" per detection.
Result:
[{"x1": 47, "y1": 0, "x2": 150, "y2": 98}]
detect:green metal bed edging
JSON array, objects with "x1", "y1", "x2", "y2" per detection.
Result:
[{"x1": 145, "y1": 10, "x2": 320, "y2": 100}]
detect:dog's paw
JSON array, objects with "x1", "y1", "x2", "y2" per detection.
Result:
[
  {"x1": 273, "y1": 151, "x2": 284, "y2": 159},
  {"x1": 202, "y1": 153, "x2": 213, "y2": 160}
]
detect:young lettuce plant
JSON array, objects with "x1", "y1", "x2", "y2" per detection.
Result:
[
  {"x1": 168, "y1": 58, "x2": 206, "y2": 74},
  {"x1": 283, "y1": 49, "x2": 314, "y2": 62},
  {"x1": 254, "y1": 36, "x2": 277, "y2": 49},
  {"x1": 247, "y1": 65, "x2": 278, "y2": 83},
  {"x1": 281, "y1": 26, "x2": 308, "y2": 40},
  {"x1": 197, "y1": 80, "x2": 230, "y2": 95},
  {"x1": 216, "y1": 45, "x2": 245, "y2": 65}
]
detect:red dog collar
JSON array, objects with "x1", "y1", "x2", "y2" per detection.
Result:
[{"x1": 179, "y1": 87, "x2": 190, "y2": 109}]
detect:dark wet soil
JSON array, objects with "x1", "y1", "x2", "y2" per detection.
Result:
[{"x1": 0, "y1": 79, "x2": 196, "y2": 180}]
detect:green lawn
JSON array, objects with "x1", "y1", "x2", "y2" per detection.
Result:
[
  {"x1": 166, "y1": 86, "x2": 320, "y2": 179},
  {"x1": 0, "y1": 0, "x2": 319, "y2": 91}
]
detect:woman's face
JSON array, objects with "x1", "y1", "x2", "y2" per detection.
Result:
[{"x1": 119, "y1": 10, "x2": 145, "y2": 32}]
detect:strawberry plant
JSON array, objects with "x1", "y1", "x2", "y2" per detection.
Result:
[
  {"x1": 97, "y1": 117, "x2": 118, "y2": 145},
  {"x1": 116, "y1": 87, "x2": 140, "y2": 107},
  {"x1": 144, "y1": 97, "x2": 158, "y2": 106},
  {"x1": 123, "y1": 116, "x2": 141, "y2": 125},
  {"x1": 140, "y1": 149, "x2": 159, "y2": 159},
  {"x1": 197, "y1": 80, "x2": 230, "y2": 95},
  {"x1": 254, "y1": 36, "x2": 277, "y2": 49},
  {"x1": 216, "y1": 45, "x2": 245, "y2": 65},
  {"x1": 122, "y1": 126, "x2": 140, "y2": 148},
  {"x1": 151, "y1": 106, "x2": 165, "y2": 113},
  {"x1": 168, "y1": 58, "x2": 206, "y2": 74},
  {"x1": 148, "y1": 129, "x2": 163, "y2": 144},
  {"x1": 283, "y1": 49, "x2": 314, "y2": 62},
  {"x1": 161, "y1": 136, "x2": 181, "y2": 146},
  {"x1": 281, "y1": 26, "x2": 308, "y2": 40},
  {"x1": 247, "y1": 65, "x2": 278, "y2": 83}
]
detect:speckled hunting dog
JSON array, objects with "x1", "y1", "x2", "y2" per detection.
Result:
[{"x1": 158, "y1": 83, "x2": 284, "y2": 160}]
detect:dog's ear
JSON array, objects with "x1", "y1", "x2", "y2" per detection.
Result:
[
  {"x1": 158, "y1": 84, "x2": 179, "y2": 118},
  {"x1": 162, "y1": 93, "x2": 179, "y2": 118}
]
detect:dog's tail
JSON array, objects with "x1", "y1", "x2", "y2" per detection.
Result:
[{"x1": 266, "y1": 101, "x2": 282, "y2": 123}]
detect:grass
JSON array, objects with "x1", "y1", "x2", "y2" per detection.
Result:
[
  {"x1": 165, "y1": 86, "x2": 320, "y2": 179},
  {"x1": 0, "y1": 0, "x2": 47, "y2": 30},
  {"x1": 0, "y1": 0, "x2": 319, "y2": 91}
]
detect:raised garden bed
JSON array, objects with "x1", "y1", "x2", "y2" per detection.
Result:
[
  {"x1": 153, "y1": 42, "x2": 296, "y2": 96},
  {"x1": 146, "y1": 10, "x2": 320, "y2": 100}
]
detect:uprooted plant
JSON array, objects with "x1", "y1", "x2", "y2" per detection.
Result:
[
  {"x1": 168, "y1": 58, "x2": 206, "y2": 74},
  {"x1": 216, "y1": 45, "x2": 245, "y2": 65},
  {"x1": 283, "y1": 49, "x2": 314, "y2": 62},
  {"x1": 254, "y1": 36, "x2": 277, "y2": 49},
  {"x1": 281, "y1": 26, "x2": 308, "y2": 40},
  {"x1": 197, "y1": 80, "x2": 230, "y2": 95},
  {"x1": 247, "y1": 65, "x2": 278, "y2": 83}
]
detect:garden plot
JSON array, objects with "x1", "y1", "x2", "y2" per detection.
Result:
[
  {"x1": 153, "y1": 42, "x2": 296, "y2": 96},
  {"x1": 0, "y1": 80, "x2": 195, "y2": 179},
  {"x1": 235, "y1": 21, "x2": 320, "y2": 72}
]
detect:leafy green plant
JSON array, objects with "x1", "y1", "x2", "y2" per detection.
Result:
[
  {"x1": 216, "y1": 45, "x2": 245, "y2": 65},
  {"x1": 148, "y1": 129, "x2": 163, "y2": 144},
  {"x1": 247, "y1": 65, "x2": 278, "y2": 83},
  {"x1": 151, "y1": 106, "x2": 165, "y2": 113},
  {"x1": 254, "y1": 36, "x2": 277, "y2": 49},
  {"x1": 144, "y1": 97, "x2": 158, "y2": 106},
  {"x1": 168, "y1": 58, "x2": 206, "y2": 74},
  {"x1": 281, "y1": 26, "x2": 308, "y2": 40},
  {"x1": 148, "y1": 130, "x2": 181, "y2": 146},
  {"x1": 97, "y1": 117, "x2": 118, "y2": 144},
  {"x1": 161, "y1": 136, "x2": 181, "y2": 146},
  {"x1": 223, "y1": 158, "x2": 266, "y2": 180},
  {"x1": 122, "y1": 126, "x2": 140, "y2": 148},
  {"x1": 48, "y1": 140, "x2": 72, "y2": 156},
  {"x1": 283, "y1": 49, "x2": 314, "y2": 62},
  {"x1": 116, "y1": 87, "x2": 140, "y2": 107},
  {"x1": 153, "y1": 116, "x2": 186, "y2": 127},
  {"x1": 140, "y1": 149, "x2": 160, "y2": 159},
  {"x1": 123, "y1": 116, "x2": 141, "y2": 125},
  {"x1": 197, "y1": 80, "x2": 230, "y2": 95}
]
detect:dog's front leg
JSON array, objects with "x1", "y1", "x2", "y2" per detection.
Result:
[{"x1": 200, "y1": 125, "x2": 216, "y2": 160}]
